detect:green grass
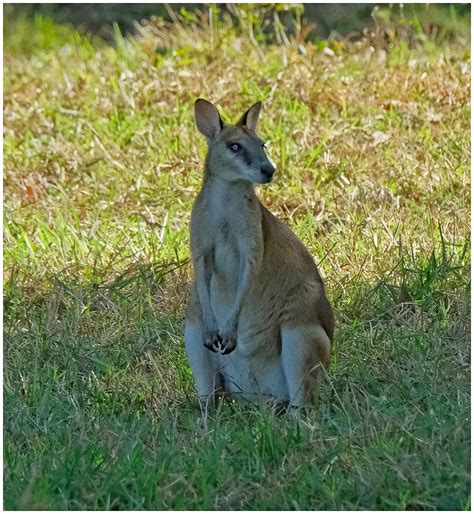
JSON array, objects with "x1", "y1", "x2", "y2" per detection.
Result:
[{"x1": 4, "y1": 5, "x2": 471, "y2": 510}]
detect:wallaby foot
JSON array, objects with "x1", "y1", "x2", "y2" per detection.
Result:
[
  {"x1": 185, "y1": 319, "x2": 223, "y2": 400},
  {"x1": 281, "y1": 324, "x2": 330, "y2": 409}
]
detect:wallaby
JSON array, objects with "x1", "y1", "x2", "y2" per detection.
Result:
[{"x1": 185, "y1": 99, "x2": 334, "y2": 411}]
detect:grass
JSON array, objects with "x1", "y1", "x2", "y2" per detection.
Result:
[{"x1": 3, "y1": 4, "x2": 471, "y2": 510}]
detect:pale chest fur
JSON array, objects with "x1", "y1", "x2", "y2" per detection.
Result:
[
  {"x1": 209, "y1": 202, "x2": 240, "y2": 285},
  {"x1": 203, "y1": 182, "x2": 262, "y2": 327},
  {"x1": 206, "y1": 185, "x2": 259, "y2": 277}
]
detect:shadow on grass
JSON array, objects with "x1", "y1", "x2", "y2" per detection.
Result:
[{"x1": 3, "y1": 241, "x2": 470, "y2": 509}]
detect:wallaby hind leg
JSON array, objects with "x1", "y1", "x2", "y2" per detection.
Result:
[
  {"x1": 184, "y1": 318, "x2": 224, "y2": 405},
  {"x1": 281, "y1": 324, "x2": 331, "y2": 409}
]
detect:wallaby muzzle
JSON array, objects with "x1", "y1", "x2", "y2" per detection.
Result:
[{"x1": 261, "y1": 162, "x2": 276, "y2": 182}]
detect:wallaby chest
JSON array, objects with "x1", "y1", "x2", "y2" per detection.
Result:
[{"x1": 208, "y1": 199, "x2": 242, "y2": 282}]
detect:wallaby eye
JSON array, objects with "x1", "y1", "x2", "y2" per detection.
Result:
[{"x1": 229, "y1": 143, "x2": 241, "y2": 152}]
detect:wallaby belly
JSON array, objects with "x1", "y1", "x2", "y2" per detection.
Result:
[
  {"x1": 221, "y1": 307, "x2": 289, "y2": 401},
  {"x1": 208, "y1": 227, "x2": 292, "y2": 401},
  {"x1": 216, "y1": 349, "x2": 289, "y2": 402}
]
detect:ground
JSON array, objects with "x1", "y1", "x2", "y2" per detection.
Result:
[{"x1": 3, "y1": 5, "x2": 471, "y2": 510}]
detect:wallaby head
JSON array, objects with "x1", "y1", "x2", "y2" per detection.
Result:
[{"x1": 194, "y1": 99, "x2": 276, "y2": 184}]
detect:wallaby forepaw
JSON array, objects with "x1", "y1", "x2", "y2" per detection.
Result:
[
  {"x1": 203, "y1": 328, "x2": 237, "y2": 355},
  {"x1": 220, "y1": 329, "x2": 237, "y2": 355},
  {"x1": 204, "y1": 331, "x2": 222, "y2": 353}
]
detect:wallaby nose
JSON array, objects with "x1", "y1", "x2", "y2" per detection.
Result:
[{"x1": 261, "y1": 163, "x2": 276, "y2": 180}]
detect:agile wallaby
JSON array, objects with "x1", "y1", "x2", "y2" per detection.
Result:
[{"x1": 185, "y1": 99, "x2": 334, "y2": 411}]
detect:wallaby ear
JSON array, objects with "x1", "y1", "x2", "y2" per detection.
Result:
[
  {"x1": 194, "y1": 99, "x2": 223, "y2": 140},
  {"x1": 237, "y1": 101, "x2": 262, "y2": 132}
]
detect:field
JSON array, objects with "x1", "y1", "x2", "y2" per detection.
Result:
[{"x1": 4, "y1": 5, "x2": 471, "y2": 510}]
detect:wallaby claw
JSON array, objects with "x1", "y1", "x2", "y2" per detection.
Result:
[
  {"x1": 203, "y1": 329, "x2": 237, "y2": 355},
  {"x1": 204, "y1": 331, "x2": 222, "y2": 353},
  {"x1": 219, "y1": 330, "x2": 237, "y2": 355}
]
